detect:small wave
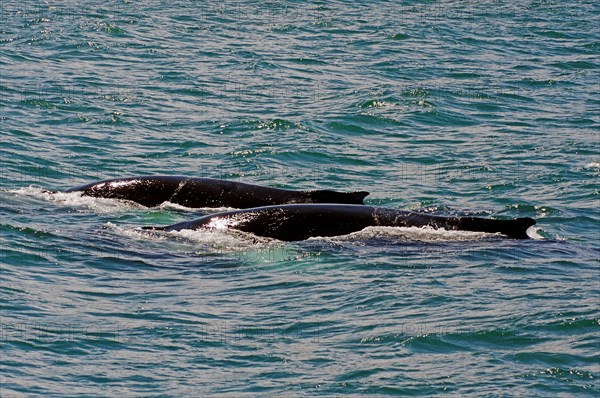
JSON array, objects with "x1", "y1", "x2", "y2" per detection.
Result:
[
  {"x1": 360, "y1": 99, "x2": 397, "y2": 108},
  {"x1": 584, "y1": 161, "x2": 599, "y2": 169},
  {"x1": 505, "y1": 203, "x2": 556, "y2": 217}
]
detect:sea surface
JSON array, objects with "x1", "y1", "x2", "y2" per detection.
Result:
[{"x1": 1, "y1": 1, "x2": 599, "y2": 396}]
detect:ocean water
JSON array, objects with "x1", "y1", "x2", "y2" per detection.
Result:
[{"x1": 1, "y1": 1, "x2": 599, "y2": 396}]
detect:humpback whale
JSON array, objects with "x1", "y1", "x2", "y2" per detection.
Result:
[
  {"x1": 64, "y1": 176, "x2": 369, "y2": 208},
  {"x1": 144, "y1": 204, "x2": 536, "y2": 240}
]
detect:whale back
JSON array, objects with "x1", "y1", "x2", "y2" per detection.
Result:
[
  {"x1": 150, "y1": 204, "x2": 536, "y2": 241},
  {"x1": 67, "y1": 176, "x2": 369, "y2": 208}
]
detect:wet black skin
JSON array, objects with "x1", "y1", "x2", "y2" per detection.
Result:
[
  {"x1": 147, "y1": 204, "x2": 536, "y2": 241},
  {"x1": 65, "y1": 176, "x2": 369, "y2": 208}
]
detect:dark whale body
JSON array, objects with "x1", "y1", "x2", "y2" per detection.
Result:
[
  {"x1": 65, "y1": 176, "x2": 369, "y2": 208},
  {"x1": 147, "y1": 204, "x2": 536, "y2": 240}
]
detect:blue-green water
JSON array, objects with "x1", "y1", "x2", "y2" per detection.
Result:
[{"x1": 1, "y1": 1, "x2": 599, "y2": 396}]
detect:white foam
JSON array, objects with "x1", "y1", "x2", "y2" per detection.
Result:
[
  {"x1": 123, "y1": 224, "x2": 501, "y2": 247},
  {"x1": 158, "y1": 201, "x2": 235, "y2": 213},
  {"x1": 175, "y1": 227, "x2": 274, "y2": 247},
  {"x1": 105, "y1": 222, "x2": 170, "y2": 242},
  {"x1": 8, "y1": 186, "x2": 144, "y2": 213},
  {"x1": 110, "y1": 222, "x2": 531, "y2": 257},
  {"x1": 312, "y1": 226, "x2": 497, "y2": 242},
  {"x1": 526, "y1": 226, "x2": 545, "y2": 240},
  {"x1": 108, "y1": 223, "x2": 308, "y2": 264},
  {"x1": 109, "y1": 221, "x2": 276, "y2": 252},
  {"x1": 8, "y1": 186, "x2": 55, "y2": 199}
]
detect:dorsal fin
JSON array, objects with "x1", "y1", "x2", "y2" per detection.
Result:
[{"x1": 307, "y1": 190, "x2": 369, "y2": 204}]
